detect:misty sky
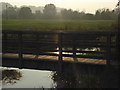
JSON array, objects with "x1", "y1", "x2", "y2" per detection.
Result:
[{"x1": 1, "y1": 0, "x2": 118, "y2": 14}]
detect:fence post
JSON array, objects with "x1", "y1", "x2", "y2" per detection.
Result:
[
  {"x1": 3, "y1": 33, "x2": 7, "y2": 53},
  {"x1": 72, "y1": 35, "x2": 77, "y2": 62},
  {"x1": 58, "y1": 32, "x2": 63, "y2": 71},
  {"x1": 116, "y1": 32, "x2": 120, "y2": 65},
  {"x1": 18, "y1": 32, "x2": 23, "y2": 69},
  {"x1": 35, "y1": 33, "x2": 39, "y2": 59},
  {"x1": 106, "y1": 33, "x2": 111, "y2": 65}
]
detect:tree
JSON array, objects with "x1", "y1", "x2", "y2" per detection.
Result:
[
  {"x1": 95, "y1": 8, "x2": 116, "y2": 20},
  {"x1": 61, "y1": 9, "x2": 74, "y2": 19},
  {"x1": 84, "y1": 13, "x2": 94, "y2": 20},
  {"x1": 95, "y1": 9, "x2": 102, "y2": 19},
  {"x1": 2, "y1": 7, "x2": 17, "y2": 19},
  {"x1": 18, "y1": 7, "x2": 33, "y2": 19},
  {"x1": 43, "y1": 4, "x2": 57, "y2": 19},
  {"x1": 0, "y1": 2, "x2": 13, "y2": 10},
  {"x1": 72, "y1": 11, "x2": 80, "y2": 19},
  {"x1": 34, "y1": 10, "x2": 43, "y2": 19}
]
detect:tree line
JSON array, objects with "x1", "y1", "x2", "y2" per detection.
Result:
[{"x1": 2, "y1": 3, "x2": 118, "y2": 20}]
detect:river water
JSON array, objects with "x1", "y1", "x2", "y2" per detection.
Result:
[
  {"x1": 1, "y1": 65, "x2": 119, "y2": 88},
  {"x1": 2, "y1": 68, "x2": 56, "y2": 88}
]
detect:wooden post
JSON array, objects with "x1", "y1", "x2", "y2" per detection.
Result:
[
  {"x1": 18, "y1": 33, "x2": 23, "y2": 69},
  {"x1": 72, "y1": 36, "x2": 78, "y2": 62},
  {"x1": 3, "y1": 33, "x2": 7, "y2": 53},
  {"x1": 116, "y1": 14, "x2": 120, "y2": 65},
  {"x1": 116, "y1": 32, "x2": 120, "y2": 65},
  {"x1": 35, "y1": 33, "x2": 39, "y2": 59},
  {"x1": 106, "y1": 34, "x2": 111, "y2": 65},
  {"x1": 58, "y1": 32, "x2": 63, "y2": 71}
]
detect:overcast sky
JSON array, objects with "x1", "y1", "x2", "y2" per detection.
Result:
[{"x1": 1, "y1": 0, "x2": 118, "y2": 14}]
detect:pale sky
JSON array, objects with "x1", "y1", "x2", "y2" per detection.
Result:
[{"x1": 1, "y1": 0, "x2": 118, "y2": 14}]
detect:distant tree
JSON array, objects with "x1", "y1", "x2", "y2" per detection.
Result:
[
  {"x1": 0, "y1": 2, "x2": 13, "y2": 10},
  {"x1": 18, "y1": 7, "x2": 33, "y2": 19},
  {"x1": 84, "y1": 13, "x2": 94, "y2": 20},
  {"x1": 61, "y1": 9, "x2": 68, "y2": 19},
  {"x1": 72, "y1": 11, "x2": 80, "y2": 19},
  {"x1": 67, "y1": 9, "x2": 74, "y2": 19},
  {"x1": 34, "y1": 10, "x2": 43, "y2": 19},
  {"x1": 2, "y1": 7, "x2": 17, "y2": 19},
  {"x1": 43, "y1": 4, "x2": 57, "y2": 19},
  {"x1": 79, "y1": 11, "x2": 86, "y2": 20},
  {"x1": 1, "y1": 2, "x2": 118, "y2": 20},
  {"x1": 101, "y1": 9, "x2": 112, "y2": 20},
  {"x1": 61, "y1": 9, "x2": 74, "y2": 19},
  {"x1": 95, "y1": 9, "x2": 102, "y2": 19},
  {"x1": 95, "y1": 8, "x2": 116, "y2": 20}
]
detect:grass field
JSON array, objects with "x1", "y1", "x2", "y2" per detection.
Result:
[{"x1": 2, "y1": 19, "x2": 117, "y2": 31}]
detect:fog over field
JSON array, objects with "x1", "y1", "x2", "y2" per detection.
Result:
[{"x1": 1, "y1": 0, "x2": 118, "y2": 14}]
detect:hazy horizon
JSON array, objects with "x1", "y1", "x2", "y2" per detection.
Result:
[{"x1": 1, "y1": 0, "x2": 118, "y2": 14}]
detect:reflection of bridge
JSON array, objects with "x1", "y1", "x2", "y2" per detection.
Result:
[{"x1": 2, "y1": 30, "x2": 119, "y2": 73}]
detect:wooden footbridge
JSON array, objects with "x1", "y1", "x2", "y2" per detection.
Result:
[{"x1": 2, "y1": 30, "x2": 119, "y2": 73}]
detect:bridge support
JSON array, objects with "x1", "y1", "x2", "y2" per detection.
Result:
[
  {"x1": 106, "y1": 33, "x2": 111, "y2": 66},
  {"x1": 18, "y1": 33, "x2": 23, "y2": 69},
  {"x1": 35, "y1": 33, "x2": 39, "y2": 59},
  {"x1": 117, "y1": 14, "x2": 120, "y2": 65},
  {"x1": 72, "y1": 36, "x2": 78, "y2": 62},
  {"x1": 58, "y1": 32, "x2": 63, "y2": 72}
]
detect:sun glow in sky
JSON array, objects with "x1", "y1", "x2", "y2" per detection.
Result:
[{"x1": 1, "y1": 0, "x2": 118, "y2": 14}]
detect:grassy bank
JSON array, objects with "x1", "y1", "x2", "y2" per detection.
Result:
[{"x1": 2, "y1": 19, "x2": 116, "y2": 31}]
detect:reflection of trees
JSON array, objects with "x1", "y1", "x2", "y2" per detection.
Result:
[
  {"x1": 51, "y1": 72, "x2": 101, "y2": 88},
  {"x1": 2, "y1": 68, "x2": 22, "y2": 84},
  {"x1": 51, "y1": 66, "x2": 119, "y2": 88}
]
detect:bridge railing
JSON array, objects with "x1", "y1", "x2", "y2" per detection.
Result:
[{"x1": 2, "y1": 30, "x2": 117, "y2": 66}]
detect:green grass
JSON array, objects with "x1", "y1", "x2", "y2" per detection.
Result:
[{"x1": 2, "y1": 19, "x2": 116, "y2": 31}]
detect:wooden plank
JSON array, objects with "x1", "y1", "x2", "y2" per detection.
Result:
[
  {"x1": 62, "y1": 50, "x2": 105, "y2": 54},
  {"x1": 2, "y1": 30, "x2": 115, "y2": 64},
  {"x1": 2, "y1": 30, "x2": 116, "y2": 35},
  {"x1": 62, "y1": 54, "x2": 105, "y2": 59}
]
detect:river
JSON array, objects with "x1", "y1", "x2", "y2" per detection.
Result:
[
  {"x1": 1, "y1": 64, "x2": 119, "y2": 88},
  {"x1": 2, "y1": 68, "x2": 56, "y2": 88}
]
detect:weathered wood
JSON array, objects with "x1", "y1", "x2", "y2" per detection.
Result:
[
  {"x1": 62, "y1": 50, "x2": 105, "y2": 54},
  {"x1": 58, "y1": 33, "x2": 63, "y2": 71},
  {"x1": 116, "y1": 32, "x2": 120, "y2": 64},
  {"x1": 62, "y1": 54, "x2": 105, "y2": 59},
  {"x1": 2, "y1": 30, "x2": 117, "y2": 66},
  {"x1": 72, "y1": 35, "x2": 78, "y2": 62},
  {"x1": 18, "y1": 33, "x2": 23, "y2": 68},
  {"x1": 2, "y1": 55, "x2": 107, "y2": 74},
  {"x1": 106, "y1": 34, "x2": 111, "y2": 65},
  {"x1": 35, "y1": 33, "x2": 39, "y2": 58},
  {"x1": 58, "y1": 33, "x2": 63, "y2": 61},
  {"x1": 2, "y1": 33, "x2": 7, "y2": 52}
]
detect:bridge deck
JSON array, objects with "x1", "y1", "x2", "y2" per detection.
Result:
[{"x1": 2, "y1": 53, "x2": 106, "y2": 65}]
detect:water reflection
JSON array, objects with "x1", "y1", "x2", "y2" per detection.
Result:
[
  {"x1": 51, "y1": 66, "x2": 119, "y2": 88},
  {"x1": 2, "y1": 68, "x2": 22, "y2": 84},
  {"x1": 2, "y1": 68, "x2": 55, "y2": 88},
  {"x1": 52, "y1": 72, "x2": 104, "y2": 88},
  {"x1": 2, "y1": 65, "x2": 119, "y2": 88}
]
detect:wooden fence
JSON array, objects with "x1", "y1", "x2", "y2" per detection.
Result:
[{"x1": 2, "y1": 30, "x2": 117, "y2": 67}]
